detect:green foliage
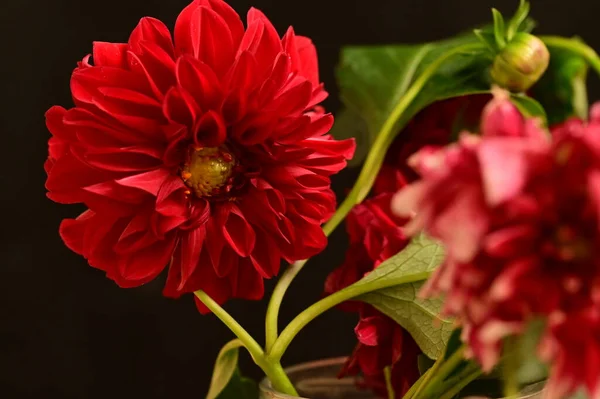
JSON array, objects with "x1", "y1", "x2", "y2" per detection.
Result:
[
  {"x1": 334, "y1": 33, "x2": 490, "y2": 165},
  {"x1": 332, "y1": 28, "x2": 546, "y2": 166},
  {"x1": 510, "y1": 93, "x2": 548, "y2": 124},
  {"x1": 354, "y1": 235, "x2": 445, "y2": 286},
  {"x1": 532, "y1": 44, "x2": 589, "y2": 125},
  {"x1": 352, "y1": 235, "x2": 452, "y2": 359},
  {"x1": 215, "y1": 369, "x2": 258, "y2": 399},
  {"x1": 206, "y1": 340, "x2": 258, "y2": 399},
  {"x1": 360, "y1": 281, "x2": 453, "y2": 360}
]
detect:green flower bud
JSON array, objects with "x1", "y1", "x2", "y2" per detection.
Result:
[{"x1": 490, "y1": 32, "x2": 550, "y2": 92}]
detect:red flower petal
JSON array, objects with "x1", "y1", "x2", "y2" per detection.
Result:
[
  {"x1": 163, "y1": 86, "x2": 198, "y2": 128},
  {"x1": 220, "y1": 203, "x2": 256, "y2": 257},
  {"x1": 114, "y1": 168, "x2": 171, "y2": 196},
  {"x1": 127, "y1": 40, "x2": 176, "y2": 98},
  {"x1": 92, "y1": 42, "x2": 128, "y2": 68},
  {"x1": 117, "y1": 234, "x2": 177, "y2": 283},
  {"x1": 129, "y1": 17, "x2": 175, "y2": 58},
  {"x1": 175, "y1": 55, "x2": 223, "y2": 111},
  {"x1": 194, "y1": 110, "x2": 227, "y2": 147},
  {"x1": 282, "y1": 27, "x2": 320, "y2": 88},
  {"x1": 172, "y1": 225, "x2": 206, "y2": 289},
  {"x1": 156, "y1": 175, "x2": 188, "y2": 217},
  {"x1": 59, "y1": 210, "x2": 95, "y2": 254},
  {"x1": 230, "y1": 258, "x2": 265, "y2": 300},
  {"x1": 355, "y1": 316, "x2": 385, "y2": 347},
  {"x1": 249, "y1": 230, "x2": 280, "y2": 278},
  {"x1": 238, "y1": 8, "x2": 281, "y2": 78}
]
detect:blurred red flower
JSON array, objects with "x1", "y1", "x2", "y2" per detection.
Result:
[
  {"x1": 45, "y1": 0, "x2": 355, "y2": 312},
  {"x1": 393, "y1": 91, "x2": 600, "y2": 399}
]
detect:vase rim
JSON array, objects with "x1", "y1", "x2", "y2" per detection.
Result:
[
  {"x1": 259, "y1": 357, "x2": 350, "y2": 399},
  {"x1": 259, "y1": 357, "x2": 546, "y2": 399}
]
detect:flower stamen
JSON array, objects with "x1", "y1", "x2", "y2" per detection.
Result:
[{"x1": 181, "y1": 146, "x2": 237, "y2": 198}]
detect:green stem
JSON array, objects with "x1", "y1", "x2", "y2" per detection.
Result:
[
  {"x1": 541, "y1": 35, "x2": 600, "y2": 77},
  {"x1": 194, "y1": 291, "x2": 298, "y2": 396},
  {"x1": 267, "y1": 271, "x2": 432, "y2": 362},
  {"x1": 417, "y1": 346, "x2": 467, "y2": 399},
  {"x1": 263, "y1": 362, "x2": 300, "y2": 397},
  {"x1": 502, "y1": 338, "x2": 520, "y2": 398},
  {"x1": 409, "y1": 354, "x2": 445, "y2": 399},
  {"x1": 264, "y1": 41, "x2": 484, "y2": 355},
  {"x1": 384, "y1": 366, "x2": 396, "y2": 399},
  {"x1": 195, "y1": 290, "x2": 264, "y2": 362},
  {"x1": 401, "y1": 369, "x2": 431, "y2": 399},
  {"x1": 265, "y1": 260, "x2": 307, "y2": 352},
  {"x1": 437, "y1": 367, "x2": 484, "y2": 399}
]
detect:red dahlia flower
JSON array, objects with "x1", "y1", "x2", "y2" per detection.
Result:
[
  {"x1": 393, "y1": 91, "x2": 600, "y2": 399},
  {"x1": 45, "y1": 0, "x2": 355, "y2": 312}
]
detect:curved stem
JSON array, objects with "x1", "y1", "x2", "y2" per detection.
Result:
[
  {"x1": 401, "y1": 368, "x2": 431, "y2": 399},
  {"x1": 264, "y1": 41, "x2": 485, "y2": 354},
  {"x1": 417, "y1": 345, "x2": 467, "y2": 399},
  {"x1": 408, "y1": 354, "x2": 445, "y2": 399},
  {"x1": 194, "y1": 291, "x2": 298, "y2": 396},
  {"x1": 502, "y1": 338, "x2": 520, "y2": 398},
  {"x1": 263, "y1": 362, "x2": 299, "y2": 397},
  {"x1": 541, "y1": 35, "x2": 600, "y2": 77},
  {"x1": 437, "y1": 367, "x2": 483, "y2": 399},
  {"x1": 265, "y1": 260, "x2": 307, "y2": 352},
  {"x1": 268, "y1": 271, "x2": 432, "y2": 362},
  {"x1": 325, "y1": 42, "x2": 485, "y2": 232},
  {"x1": 195, "y1": 290, "x2": 265, "y2": 361},
  {"x1": 384, "y1": 366, "x2": 396, "y2": 399}
]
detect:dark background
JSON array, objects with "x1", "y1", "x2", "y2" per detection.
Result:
[{"x1": 1, "y1": 0, "x2": 599, "y2": 398}]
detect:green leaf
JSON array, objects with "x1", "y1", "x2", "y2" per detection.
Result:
[
  {"x1": 532, "y1": 44, "x2": 589, "y2": 125},
  {"x1": 354, "y1": 235, "x2": 445, "y2": 287},
  {"x1": 360, "y1": 282, "x2": 453, "y2": 359},
  {"x1": 216, "y1": 369, "x2": 258, "y2": 399},
  {"x1": 474, "y1": 28, "x2": 499, "y2": 55},
  {"x1": 507, "y1": 0, "x2": 531, "y2": 41},
  {"x1": 510, "y1": 94, "x2": 548, "y2": 124},
  {"x1": 206, "y1": 339, "x2": 245, "y2": 399},
  {"x1": 351, "y1": 235, "x2": 451, "y2": 359},
  {"x1": 335, "y1": 33, "x2": 490, "y2": 165},
  {"x1": 492, "y1": 8, "x2": 507, "y2": 48}
]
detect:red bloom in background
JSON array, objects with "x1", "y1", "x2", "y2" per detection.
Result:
[
  {"x1": 325, "y1": 96, "x2": 486, "y2": 397},
  {"x1": 374, "y1": 95, "x2": 489, "y2": 194},
  {"x1": 45, "y1": 0, "x2": 354, "y2": 312},
  {"x1": 393, "y1": 91, "x2": 600, "y2": 399},
  {"x1": 324, "y1": 194, "x2": 421, "y2": 398}
]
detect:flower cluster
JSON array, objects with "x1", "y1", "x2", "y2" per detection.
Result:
[
  {"x1": 325, "y1": 96, "x2": 487, "y2": 397},
  {"x1": 393, "y1": 90, "x2": 600, "y2": 399},
  {"x1": 45, "y1": 0, "x2": 354, "y2": 312}
]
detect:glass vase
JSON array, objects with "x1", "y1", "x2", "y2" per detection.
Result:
[{"x1": 259, "y1": 357, "x2": 545, "y2": 399}]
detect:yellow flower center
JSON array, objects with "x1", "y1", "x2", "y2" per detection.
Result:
[{"x1": 181, "y1": 146, "x2": 236, "y2": 198}]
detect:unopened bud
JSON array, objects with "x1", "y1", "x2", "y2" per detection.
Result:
[{"x1": 490, "y1": 32, "x2": 550, "y2": 92}]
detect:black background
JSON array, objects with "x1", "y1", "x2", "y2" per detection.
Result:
[{"x1": 2, "y1": 0, "x2": 600, "y2": 398}]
